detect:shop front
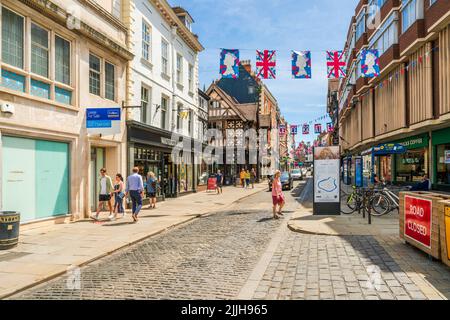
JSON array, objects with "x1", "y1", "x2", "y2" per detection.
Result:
[
  {"x1": 127, "y1": 121, "x2": 196, "y2": 201},
  {"x1": 1, "y1": 135, "x2": 70, "y2": 223},
  {"x1": 392, "y1": 134, "x2": 429, "y2": 184},
  {"x1": 432, "y1": 127, "x2": 450, "y2": 192}
]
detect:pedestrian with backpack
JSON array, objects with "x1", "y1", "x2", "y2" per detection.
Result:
[{"x1": 146, "y1": 172, "x2": 158, "y2": 209}]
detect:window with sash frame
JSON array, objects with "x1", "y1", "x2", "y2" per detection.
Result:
[
  {"x1": 31, "y1": 23, "x2": 49, "y2": 78},
  {"x1": 2, "y1": 7, "x2": 24, "y2": 68}
]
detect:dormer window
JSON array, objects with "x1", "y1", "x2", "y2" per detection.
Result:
[{"x1": 185, "y1": 20, "x2": 192, "y2": 32}]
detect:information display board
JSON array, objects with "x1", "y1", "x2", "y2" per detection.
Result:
[{"x1": 313, "y1": 146, "x2": 340, "y2": 215}]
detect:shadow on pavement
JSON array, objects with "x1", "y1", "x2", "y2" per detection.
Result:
[
  {"x1": 257, "y1": 217, "x2": 275, "y2": 223},
  {"x1": 102, "y1": 222, "x2": 136, "y2": 227},
  {"x1": 138, "y1": 215, "x2": 170, "y2": 219}
]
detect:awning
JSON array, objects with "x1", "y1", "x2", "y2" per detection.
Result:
[{"x1": 361, "y1": 143, "x2": 407, "y2": 156}]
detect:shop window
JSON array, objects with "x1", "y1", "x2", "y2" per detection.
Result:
[
  {"x1": 396, "y1": 149, "x2": 427, "y2": 183},
  {"x1": 436, "y1": 144, "x2": 450, "y2": 185}
]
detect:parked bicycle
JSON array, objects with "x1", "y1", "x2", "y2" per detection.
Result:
[
  {"x1": 370, "y1": 183, "x2": 411, "y2": 216},
  {"x1": 341, "y1": 185, "x2": 390, "y2": 216}
]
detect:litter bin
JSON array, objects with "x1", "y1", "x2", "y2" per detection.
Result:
[{"x1": 0, "y1": 211, "x2": 20, "y2": 250}]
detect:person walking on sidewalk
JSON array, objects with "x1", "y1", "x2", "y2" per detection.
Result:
[
  {"x1": 110, "y1": 173, "x2": 125, "y2": 221},
  {"x1": 125, "y1": 167, "x2": 144, "y2": 222},
  {"x1": 216, "y1": 170, "x2": 223, "y2": 194},
  {"x1": 92, "y1": 168, "x2": 113, "y2": 220},
  {"x1": 250, "y1": 168, "x2": 256, "y2": 189},
  {"x1": 146, "y1": 172, "x2": 158, "y2": 209},
  {"x1": 271, "y1": 170, "x2": 285, "y2": 219},
  {"x1": 240, "y1": 169, "x2": 246, "y2": 188},
  {"x1": 245, "y1": 170, "x2": 251, "y2": 189}
]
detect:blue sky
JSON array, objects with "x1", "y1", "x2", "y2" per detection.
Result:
[{"x1": 170, "y1": 0, "x2": 356, "y2": 143}]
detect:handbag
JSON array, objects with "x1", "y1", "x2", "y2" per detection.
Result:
[
  {"x1": 118, "y1": 192, "x2": 125, "y2": 199},
  {"x1": 277, "y1": 193, "x2": 285, "y2": 203}
]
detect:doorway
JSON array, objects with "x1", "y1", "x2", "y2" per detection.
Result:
[{"x1": 90, "y1": 147, "x2": 105, "y2": 211}]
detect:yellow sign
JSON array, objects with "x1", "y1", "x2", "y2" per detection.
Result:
[{"x1": 446, "y1": 207, "x2": 450, "y2": 260}]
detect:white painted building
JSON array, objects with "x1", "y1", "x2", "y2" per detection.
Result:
[{"x1": 125, "y1": 0, "x2": 204, "y2": 197}]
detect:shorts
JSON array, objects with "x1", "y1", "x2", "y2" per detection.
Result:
[
  {"x1": 99, "y1": 194, "x2": 111, "y2": 202},
  {"x1": 272, "y1": 195, "x2": 284, "y2": 206},
  {"x1": 148, "y1": 192, "x2": 156, "y2": 198}
]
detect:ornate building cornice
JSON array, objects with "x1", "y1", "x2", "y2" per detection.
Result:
[{"x1": 150, "y1": 0, "x2": 204, "y2": 52}]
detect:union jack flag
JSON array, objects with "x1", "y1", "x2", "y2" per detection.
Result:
[
  {"x1": 279, "y1": 125, "x2": 286, "y2": 135},
  {"x1": 314, "y1": 124, "x2": 322, "y2": 134},
  {"x1": 256, "y1": 50, "x2": 276, "y2": 79},
  {"x1": 327, "y1": 51, "x2": 346, "y2": 79},
  {"x1": 302, "y1": 124, "x2": 310, "y2": 135}
]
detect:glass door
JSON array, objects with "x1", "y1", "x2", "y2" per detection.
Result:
[{"x1": 90, "y1": 147, "x2": 105, "y2": 211}]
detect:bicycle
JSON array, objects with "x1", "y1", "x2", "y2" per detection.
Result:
[
  {"x1": 370, "y1": 183, "x2": 407, "y2": 216},
  {"x1": 341, "y1": 185, "x2": 390, "y2": 216},
  {"x1": 341, "y1": 186, "x2": 365, "y2": 214}
]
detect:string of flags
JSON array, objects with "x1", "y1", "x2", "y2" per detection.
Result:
[
  {"x1": 278, "y1": 114, "x2": 335, "y2": 137},
  {"x1": 357, "y1": 45, "x2": 439, "y2": 103},
  {"x1": 219, "y1": 48, "x2": 384, "y2": 80}
]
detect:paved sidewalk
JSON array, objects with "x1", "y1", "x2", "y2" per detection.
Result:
[
  {"x1": 0, "y1": 184, "x2": 267, "y2": 299},
  {"x1": 288, "y1": 179, "x2": 399, "y2": 236},
  {"x1": 287, "y1": 179, "x2": 450, "y2": 300}
]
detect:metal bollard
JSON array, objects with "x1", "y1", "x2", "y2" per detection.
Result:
[{"x1": 362, "y1": 189, "x2": 366, "y2": 219}]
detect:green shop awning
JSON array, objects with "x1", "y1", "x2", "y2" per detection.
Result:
[{"x1": 432, "y1": 127, "x2": 450, "y2": 146}]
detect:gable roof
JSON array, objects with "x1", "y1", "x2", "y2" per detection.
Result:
[{"x1": 206, "y1": 83, "x2": 257, "y2": 122}]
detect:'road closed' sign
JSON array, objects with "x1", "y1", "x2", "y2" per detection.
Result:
[{"x1": 404, "y1": 196, "x2": 432, "y2": 249}]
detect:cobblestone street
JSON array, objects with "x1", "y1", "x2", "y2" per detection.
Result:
[{"x1": 11, "y1": 180, "x2": 450, "y2": 300}]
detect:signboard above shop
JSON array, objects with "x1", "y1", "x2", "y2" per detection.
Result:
[{"x1": 86, "y1": 108, "x2": 121, "y2": 135}]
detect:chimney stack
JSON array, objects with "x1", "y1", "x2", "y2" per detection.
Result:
[{"x1": 240, "y1": 60, "x2": 252, "y2": 74}]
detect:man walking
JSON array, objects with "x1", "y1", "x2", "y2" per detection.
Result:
[
  {"x1": 125, "y1": 167, "x2": 144, "y2": 222},
  {"x1": 216, "y1": 170, "x2": 223, "y2": 195},
  {"x1": 92, "y1": 168, "x2": 113, "y2": 220}
]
